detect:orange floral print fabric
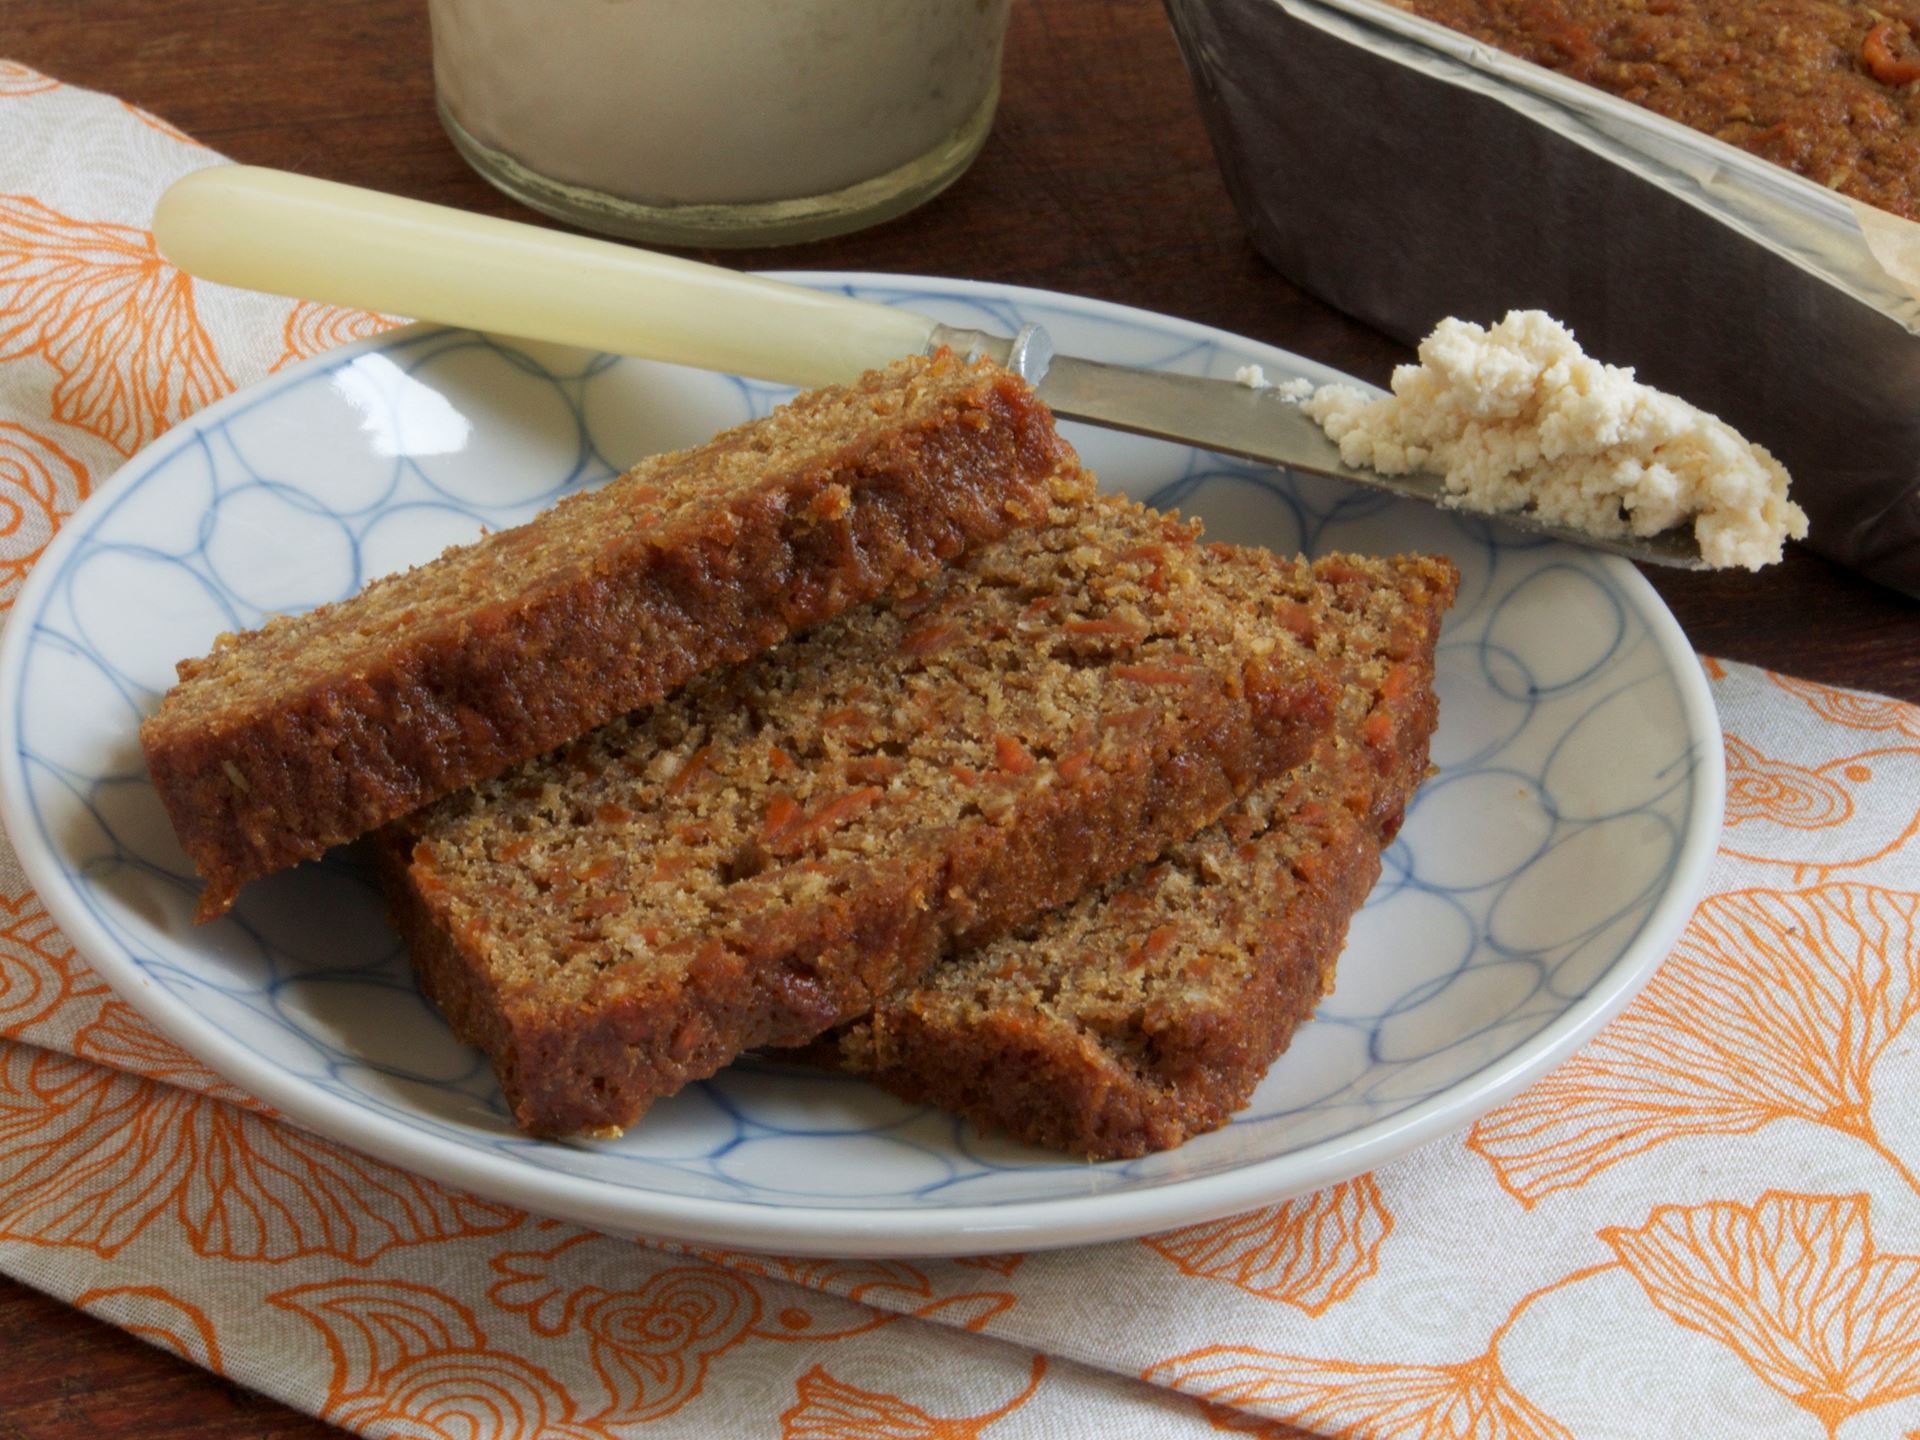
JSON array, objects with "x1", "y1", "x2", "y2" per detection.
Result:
[
  {"x1": 1468, "y1": 884, "x2": 1920, "y2": 1205},
  {"x1": 1141, "y1": 1179, "x2": 1393, "y2": 1315},
  {"x1": 0, "y1": 421, "x2": 86, "y2": 608},
  {"x1": 270, "y1": 299, "x2": 401, "y2": 372},
  {"x1": 0, "y1": 194, "x2": 233, "y2": 456},
  {"x1": 1602, "y1": 1193, "x2": 1920, "y2": 1438},
  {"x1": 0, "y1": 62, "x2": 59, "y2": 97}
]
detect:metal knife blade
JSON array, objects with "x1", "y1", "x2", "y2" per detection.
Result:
[{"x1": 928, "y1": 322, "x2": 1705, "y2": 570}]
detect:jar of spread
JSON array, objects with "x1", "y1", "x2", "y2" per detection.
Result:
[{"x1": 429, "y1": 0, "x2": 1014, "y2": 246}]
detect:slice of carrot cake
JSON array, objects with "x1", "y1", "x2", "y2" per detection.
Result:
[
  {"x1": 806, "y1": 552, "x2": 1457, "y2": 1159},
  {"x1": 143, "y1": 352, "x2": 1086, "y2": 919},
  {"x1": 374, "y1": 495, "x2": 1354, "y2": 1137}
]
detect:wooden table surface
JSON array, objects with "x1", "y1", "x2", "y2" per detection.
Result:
[{"x1": 3, "y1": 0, "x2": 1915, "y2": 1434}]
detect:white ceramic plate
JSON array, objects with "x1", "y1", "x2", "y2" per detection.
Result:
[{"x1": 0, "y1": 276, "x2": 1722, "y2": 1256}]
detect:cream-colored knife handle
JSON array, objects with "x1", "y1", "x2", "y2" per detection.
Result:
[{"x1": 154, "y1": 166, "x2": 938, "y2": 388}]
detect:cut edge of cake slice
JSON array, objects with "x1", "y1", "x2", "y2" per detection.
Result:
[
  {"x1": 372, "y1": 496, "x2": 1362, "y2": 1138},
  {"x1": 145, "y1": 351, "x2": 1087, "y2": 920},
  {"x1": 800, "y1": 551, "x2": 1458, "y2": 1159}
]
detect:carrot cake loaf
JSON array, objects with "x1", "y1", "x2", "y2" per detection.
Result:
[
  {"x1": 807, "y1": 551, "x2": 1457, "y2": 1159},
  {"x1": 1389, "y1": 0, "x2": 1920, "y2": 219},
  {"x1": 375, "y1": 494, "x2": 1352, "y2": 1137},
  {"x1": 144, "y1": 352, "x2": 1084, "y2": 919}
]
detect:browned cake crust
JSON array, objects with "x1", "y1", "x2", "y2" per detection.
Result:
[
  {"x1": 142, "y1": 353, "x2": 1085, "y2": 920},
  {"x1": 808, "y1": 552, "x2": 1458, "y2": 1159},
  {"x1": 374, "y1": 496, "x2": 1356, "y2": 1137},
  {"x1": 1388, "y1": 0, "x2": 1920, "y2": 220}
]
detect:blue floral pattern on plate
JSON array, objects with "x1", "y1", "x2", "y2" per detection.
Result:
[{"x1": 0, "y1": 276, "x2": 1723, "y2": 1255}]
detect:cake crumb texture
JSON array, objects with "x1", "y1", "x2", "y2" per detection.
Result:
[
  {"x1": 810, "y1": 550, "x2": 1458, "y2": 1159},
  {"x1": 377, "y1": 494, "x2": 1350, "y2": 1137},
  {"x1": 142, "y1": 352, "x2": 1086, "y2": 919}
]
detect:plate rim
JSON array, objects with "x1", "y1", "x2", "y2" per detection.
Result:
[{"x1": 0, "y1": 272, "x2": 1725, "y2": 1256}]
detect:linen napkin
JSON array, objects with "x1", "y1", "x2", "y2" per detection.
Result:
[{"x1": 4, "y1": 66, "x2": 1919, "y2": 1440}]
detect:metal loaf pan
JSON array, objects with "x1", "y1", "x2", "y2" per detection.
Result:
[{"x1": 1163, "y1": 0, "x2": 1920, "y2": 595}]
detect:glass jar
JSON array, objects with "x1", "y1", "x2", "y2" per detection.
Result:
[{"x1": 429, "y1": 0, "x2": 1013, "y2": 247}]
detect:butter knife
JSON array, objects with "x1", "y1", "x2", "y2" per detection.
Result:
[{"x1": 155, "y1": 167, "x2": 1704, "y2": 569}]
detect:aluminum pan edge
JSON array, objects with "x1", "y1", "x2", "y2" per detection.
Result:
[
  {"x1": 1277, "y1": 0, "x2": 1919, "y2": 333},
  {"x1": 1163, "y1": 0, "x2": 1920, "y2": 595}
]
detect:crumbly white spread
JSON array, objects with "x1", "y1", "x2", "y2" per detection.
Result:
[
  {"x1": 1299, "y1": 310, "x2": 1808, "y2": 570},
  {"x1": 1236, "y1": 364, "x2": 1314, "y2": 401}
]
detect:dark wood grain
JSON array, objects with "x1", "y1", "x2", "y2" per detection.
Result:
[
  {"x1": 0, "y1": 1277, "x2": 335, "y2": 1439},
  {"x1": 2, "y1": 0, "x2": 1915, "y2": 1434}
]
